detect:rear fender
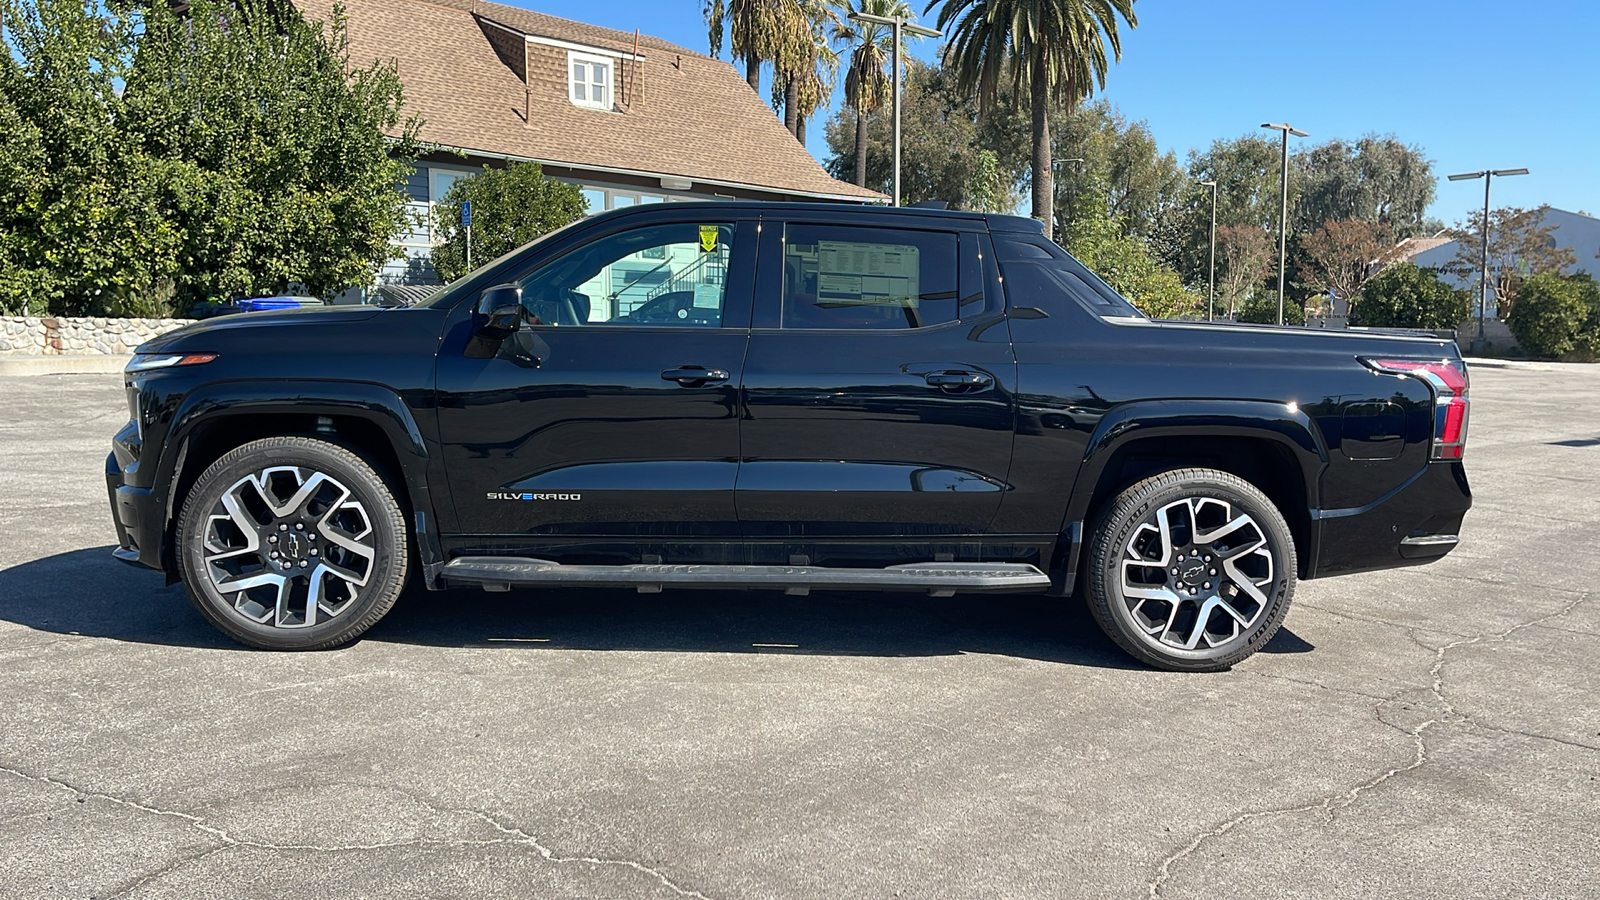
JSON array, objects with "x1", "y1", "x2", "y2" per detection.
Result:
[{"x1": 1053, "y1": 400, "x2": 1330, "y2": 592}]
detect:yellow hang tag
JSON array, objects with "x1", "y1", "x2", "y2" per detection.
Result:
[{"x1": 698, "y1": 225, "x2": 718, "y2": 253}]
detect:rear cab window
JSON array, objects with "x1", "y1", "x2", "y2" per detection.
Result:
[{"x1": 993, "y1": 235, "x2": 1146, "y2": 320}]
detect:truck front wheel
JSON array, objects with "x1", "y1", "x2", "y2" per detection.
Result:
[
  {"x1": 176, "y1": 436, "x2": 409, "y2": 650},
  {"x1": 1085, "y1": 468, "x2": 1296, "y2": 671}
]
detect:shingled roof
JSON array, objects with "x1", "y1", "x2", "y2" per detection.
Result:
[{"x1": 296, "y1": 0, "x2": 881, "y2": 202}]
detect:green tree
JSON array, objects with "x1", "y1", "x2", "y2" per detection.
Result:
[
  {"x1": 1349, "y1": 263, "x2": 1468, "y2": 330},
  {"x1": 706, "y1": 0, "x2": 803, "y2": 94},
  {"x1": 122, "y1": 0, "x2": 419, "y2": 306},
  {"x1": 0, "y1": 0, "x2": 179, "y2": 315},
  {"x1": 1214, "y1": 223, "x2": 1272, "y2": 319},
  {"x1": 822, "y1": 60, "x2": 1024, "y2": 209},
  {"x1": 0, "y1": 19, "x2": 51, "y2": 312},
  {"x1": 966, "y1": 149, "x2": 1014, "y2": 213},
  {"x1": 1445, "y1": 205, "x2": 1577, "y2": 318},
  {"x1": 772, "y1": 0, "x2": 841, "y2": 142},
  {"x1": 1293, "y1": 135, "x2": 1437, "y2": 237},
  {"x1": 933, "y1": 0, "x2": 1138, "y2": 240},
  {"x1": 1236, "y1": 292, "x2": 1305, "y2": 326},
  {"x1": 1168, "y1": 133, "x2": 1440, "y2": 298},
  {"x1": 430, "y1": 162, "x2": 587, "y2": 283},
  {"x1": 1046, "y1": 100, "x2": 1184, "y2": 240},
  {"x1": 1300, "y1": 218, "x2": 1400, "y2": 311},
  {"x1": 832, "y1": 0, "x2": 909, "y2": 187},
  {"x1": 1506, "y1": 272, "x2": 1590, "y2": 358},
  {"x1": 1061, "y1": 181, "x2": 1196, "y2": 320},
  {"x1": 1572, "y1": 273, "x2": 1600, "y2": 356},
  {"x1": 1165, "y1": 133, "x2": 1289, "y2": 287}
]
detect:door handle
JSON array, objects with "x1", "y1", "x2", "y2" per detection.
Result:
[
  {"x1": 661, "y1": 366, "x2": 730, "y2": 386},
  {"x1": 925, "y1": 370, "x2": 992, "y2": 390}
]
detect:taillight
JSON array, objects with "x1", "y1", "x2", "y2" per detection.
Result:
[{"x1": 1362, "y1": 358, "x2": 1470, "y2": 460}]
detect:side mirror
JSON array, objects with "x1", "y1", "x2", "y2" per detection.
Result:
[{"x1": 475, "y1": 283, "x2": 523, "y2": 339}]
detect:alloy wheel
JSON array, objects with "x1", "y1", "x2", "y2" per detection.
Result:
[
  {"x1": 200, "y1": 466, "x2": 376, "y2": 629},
  {"x1": 1119, "y1": 496, "x2": 1277, "y2": 651}
]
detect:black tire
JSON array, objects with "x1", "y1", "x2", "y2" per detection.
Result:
[
  {"x1": 176, "y1": 436, "x2": 409, "y2": 650},
  {"x1": 1085, "y1": 468, "x2": 1296, "y2": 672}
]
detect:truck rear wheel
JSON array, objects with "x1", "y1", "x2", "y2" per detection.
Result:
[
  {"x1": 176, "y1": 436, "x2": 409, "y2": 650},
  {"x1": 1085, "y1": 468, "x2": 1296, "y2": 671}
]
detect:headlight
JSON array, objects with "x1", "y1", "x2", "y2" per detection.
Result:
[{"x1": 125, "y1": 352, "x2": 218, "y2": 373}]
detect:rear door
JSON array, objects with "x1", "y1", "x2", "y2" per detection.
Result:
[
  {"x1": 434, "y1": 214, "x2": 755, "y2": 539},
  {"x1": 735, "y1": 216, "x2": 1016, "y2": 541}
]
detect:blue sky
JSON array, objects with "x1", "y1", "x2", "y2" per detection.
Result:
[{"x1": 532, "y1": 0, "x2": 1599, "y2": 223}]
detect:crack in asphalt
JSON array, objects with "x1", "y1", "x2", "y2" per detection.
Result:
[
  {"x1": 1292, "y1": 600, "x2": 1472, "y2": 642},
  {"x1": 0, "y1": 764, "x2": 716, "y2": 900},
  {"x1": 1462, "y1": 719, "x2": 1600, "y2": 753},
  {"x1": 1146, "y1": 698, "x2": 1437, "y2": 899},
  {"x1": 469, "y1": 809, "x2": 716, "y2": 899},
  {"x1": 1244, "y1": 670, "x2": 1401, "y2": 705},
  {"x1": 104, "y1": 845, "x2": 229, "y2": 900},
  {"x1": 1147, "y1": 591, "x2": 1594, "y2": 898},
  {"x1": 1526, "y1": 622, "x2": 1599, "y2": 639}
]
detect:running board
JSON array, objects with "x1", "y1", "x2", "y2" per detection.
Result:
[{"x1": 441, "y1": 557, "x2": 1051, "y2": 597}]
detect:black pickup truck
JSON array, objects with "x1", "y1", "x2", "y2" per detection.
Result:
[{"x1": 106, "y1": 202, "x2": 1471, "y2": 670}]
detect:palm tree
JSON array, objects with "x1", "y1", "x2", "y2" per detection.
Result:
[
  {"x1": 705, "y1": 0, "x2": 798, "y2": 94},
  {"x1": 777, "y1": 1, "x2": 851, "y2": 140},
  {"x1": 834, "y1": 0, "x2": 912, "y2": 188},
  {"x1": 931, "y1": 0, "x2": 1137, "y2": 238},
  {"x1": 789, "y1": 21, "x2": 841, "y2": 144}
]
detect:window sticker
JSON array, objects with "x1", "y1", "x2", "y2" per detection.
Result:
[
  {"x1": 814, "y1": 241, "x2": 920, "y2": 307},
  {"x1": 693, "y1": 283, "x2": 721, "y2": 308},
  {"x1": 698, "y1": 225, "x2": 719, "y2": 253}
]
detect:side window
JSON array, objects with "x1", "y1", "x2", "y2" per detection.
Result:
[
  {"x1": 517, "y1": 222, "x2": 734, "y2": 327},
  {"x1": 781, "y1": 224, "x2": 959, "y2": 330}
]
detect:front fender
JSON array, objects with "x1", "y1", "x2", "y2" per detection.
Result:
[{"x1": 153, "y1": 380, "x2": 441, "y2": 578}]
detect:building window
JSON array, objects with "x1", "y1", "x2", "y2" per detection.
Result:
[
  {"x1": 428, "y1": 169, "x2": 472, "y2": 244},
  {"x1": 571, "y1": 184, "x2": 698, "y2": 216},
  {"x1": 569, "y1": 52, "x2": 612, "y2": 110}
]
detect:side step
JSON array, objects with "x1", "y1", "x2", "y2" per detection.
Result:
[{"x1": 441, "y1": 557, "x2": 1051, "y2": 597}]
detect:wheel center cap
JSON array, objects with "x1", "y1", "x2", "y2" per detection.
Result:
[
  {"x1": 1179, "y1": 559, "x2": 1207, "y2": 586},
  {"x1": 281, "y1": 531, "x2": 306, "y2": 561}
]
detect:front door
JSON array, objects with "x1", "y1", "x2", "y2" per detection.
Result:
[
  {"x1": 735, "y1": 219, "x2": 1016, "y2": 541},
  {"x1": 435, "y1": 216, "x2": 755, "y2": 541}
]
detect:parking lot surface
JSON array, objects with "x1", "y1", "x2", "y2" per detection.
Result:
[{"x1": 1, "y1": 362, "x2": 1597, "y2": 899}]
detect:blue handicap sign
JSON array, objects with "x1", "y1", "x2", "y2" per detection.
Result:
[{"x1": 461, "y1": 200, "x2": 472, "y2": 228}]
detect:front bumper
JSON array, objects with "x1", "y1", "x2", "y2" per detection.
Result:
[
  {"x1": 106, "y1": 420, "x2": 167, "y2": 573},
  {"x1": 1310, "y1": 460, "x2": 1472, "y2": 578}
]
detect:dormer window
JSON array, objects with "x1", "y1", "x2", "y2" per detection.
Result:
[{"x1": 569, "y1": 52, "x2": 612, "y2": 110}]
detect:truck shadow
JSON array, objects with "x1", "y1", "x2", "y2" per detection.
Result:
[{"x1": 0, "y1": 547, "x2": 1314, "y2": 668}]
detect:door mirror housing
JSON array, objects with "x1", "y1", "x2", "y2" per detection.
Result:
[{"x1": 476, "y1": 283, "x2": 523, "y2": 339}]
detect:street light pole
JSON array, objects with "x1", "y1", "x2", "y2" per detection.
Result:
[
  {"x1": 1261, "y1": 123, "x2": 1307, "y2": 325},
  {"x1": 1200, "y1": 179, "x2": 1217, "y2": 321},
  {"x1": 1447, "y1": 167, "x2": 1529, "y2": 354},
  {"x1": 892, "y1": 18, "x2": 901, "y2": 207},
  {"x1": 848, "y1": 11, "x2": 940, "y2": 207}
]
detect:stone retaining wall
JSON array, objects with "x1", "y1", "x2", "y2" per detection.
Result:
[{"x1": 0, "y1": 316, "x2": 195, "y2": 356}]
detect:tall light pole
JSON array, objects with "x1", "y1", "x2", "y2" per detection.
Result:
[
  {"x1": 1200, "y1": 179, "x2": 1217, "y2": 321},
  {"x1": 1261, "y1": 123, "x2": 1307, "y2": 325},
  {"x1": 848, "y1": 11, "x2": 940, "y2": 207},
  {"x1": 1447, "y1": 167, "x2": 1529, "y2": 354}
]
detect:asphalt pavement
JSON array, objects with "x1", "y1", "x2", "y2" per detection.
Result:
[{"x1": 1, "y1": 363, "x2": 1596, "y2": 899}]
